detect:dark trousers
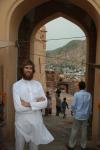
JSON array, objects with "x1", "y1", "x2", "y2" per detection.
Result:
[{"x1": 56, "y1": 106, "x2": 61, "y2": 116}]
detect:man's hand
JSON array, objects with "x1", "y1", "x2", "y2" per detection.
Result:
[
  {"x1": 37, "y1": 97, "x2": 45, "y2": 102},
  {"x1": 21, "y1": 99, "x2": 30, "y2": 107}
]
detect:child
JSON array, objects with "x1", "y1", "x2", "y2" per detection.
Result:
[{"x1": 61, "y1": 97, "x2": 69, "y2": 118}]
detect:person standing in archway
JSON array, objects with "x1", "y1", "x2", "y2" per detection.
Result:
[
  {"x1": 56, "y1": 94, "x2": 61, "y2": 116},
  {"x1": 12, "y1": 59, "x2": 54, "y2": 150},
  {"x1": 67, "y1": 81, "x2": 92, "y2": 150},
  {"x1": 45, "y1": 91, "x2": 52, "y2": 116}
]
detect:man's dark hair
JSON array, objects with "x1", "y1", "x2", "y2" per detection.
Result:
[
  {"x1": 63, "y1": 97, "x2": 66, "y2": 101},
  {"x1": 79, "y1": 81, "x2": 86, "y2": 90},
  {"x1": 21, "y1": 59, "x2": 35, "y2": 75}
]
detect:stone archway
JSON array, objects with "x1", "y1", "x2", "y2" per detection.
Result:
[
  {"x1": 17, "y1": 0, "x2": 97, "y2": 140},
  {"x1": 17, "y1": 0, "x2": 96, "y2": 104},
  {"x1": 1, "y1": 0, "x2": 99, "y2": 143}
]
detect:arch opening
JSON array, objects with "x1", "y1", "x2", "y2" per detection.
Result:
[{"x1": 17, "y1": 0, "x2": 97, "y2": 95}]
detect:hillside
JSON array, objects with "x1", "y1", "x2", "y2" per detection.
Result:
[{"x1": 46, "y1": 40, "x2": 86, "y2": 72}]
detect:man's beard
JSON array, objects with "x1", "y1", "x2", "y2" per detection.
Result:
[{"x1": 22, "y1": 72, "x2": 33, "y2": 80}]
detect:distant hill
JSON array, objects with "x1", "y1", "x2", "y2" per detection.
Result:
[{"x1": 46, "y1": 40, "x2": 86, "y2": 71}]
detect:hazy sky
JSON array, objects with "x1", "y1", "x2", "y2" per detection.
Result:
[{"x1": 45, "y1": 17, "x2": 86, "y2": 51}]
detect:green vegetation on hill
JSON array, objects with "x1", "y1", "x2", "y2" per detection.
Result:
[
  {"x1": 46, "y1": 40, "x2": 83, "y2": 56},
  {"x1": 46, "y1": 39, "x2": 86, "y2": 72}
]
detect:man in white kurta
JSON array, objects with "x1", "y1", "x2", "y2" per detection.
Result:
[{"x1": 12, "y1": 60, "x2": 54, "y2": 150}]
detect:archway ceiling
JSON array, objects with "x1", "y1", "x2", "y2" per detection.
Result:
[
  {"x1": 19, "y1": 0, "x2": 96, "y2": 40},
  {"x1": 18, "y1": 0, "x2": 97, "y2": 94}
]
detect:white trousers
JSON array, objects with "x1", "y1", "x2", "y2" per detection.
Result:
[
  {"x1": 15, "y1": 129, "x2": 38, "y2": 150},
  {"x1": 69, "y1": 119, "x2": 88, "y2": 149}
]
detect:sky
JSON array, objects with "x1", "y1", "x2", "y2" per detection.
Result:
[{"x1": 45, "y1": 17, "x2": 86, "y2": 51}]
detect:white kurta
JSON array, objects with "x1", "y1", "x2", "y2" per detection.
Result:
[{"x1": 12, "y1": 79, "x2": 54, "y2": 145}]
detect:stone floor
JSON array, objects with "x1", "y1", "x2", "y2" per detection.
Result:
[
  {"x1": 0, "y1": 114, "x2": 100, "y2": 150},
  {"x1": 0, "y1": 92, "x2": 100, "y2": 150},
  {"x1": 39, "y1": 115, "x2": 100, "y2": 150},
  {"x1": 24, "y1": 114, "x2": 99, "y2": 150}
]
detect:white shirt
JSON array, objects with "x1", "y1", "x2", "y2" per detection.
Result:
[{"x1": 13, "y1": 79, "x2": 54, "y2": 145}]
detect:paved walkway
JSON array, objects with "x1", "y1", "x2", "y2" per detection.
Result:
[
  {"x1": 39, "y1": 114, "x2": 100, "y2": 150},
  {"x1": 39, "y1": 115, "x2": 72, "y2": 150},
  {"x1": 0, "y1": 114, "x2": 100, "y2": 150},
  {"x1": 0, "y1": 92, "x2": 100, "y2": 150}
]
